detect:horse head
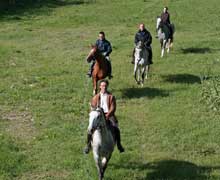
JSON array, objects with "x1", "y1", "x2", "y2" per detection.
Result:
[
  {"x1": 135, "y1": 41, "x2": 144, "y2": 61},
  {"x1": 86, "y1": 44, "x2": 97, "y2": 63},
  {"x1": 86, "y1": 44, "x2": 102, "y2": 63},
  {"x1": 88, "y1": 107, "x2": 106, "y2": 132},
  {"x1": 156, "y1": 16, "x2": 161, "y2": 31}
]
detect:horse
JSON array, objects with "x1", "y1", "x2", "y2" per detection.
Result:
[
  {"x1": 86, "y1": 45, "x2": 109, "y2": 95},
  {"x1": 88, "y1": 107, "x2": 115, "y2": 180},
  {"x1": 134, "y1": 41, "x2": 150, "y2": 86},
  {"x1": 156, "y1": 16, "x2": 175, "y2": 57}
]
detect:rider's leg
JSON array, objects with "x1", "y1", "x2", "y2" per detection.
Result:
[
  {"x1": 114, "y1": 127, "x2": 125, "y2": 153},
  {"x1": 109, "y1": 117, "x2": 125, "y2": 153},
  {"x1": 147, "y1": 46, "x2": 153, "y2": 64},
  {"x1": 106, "y1": 57, "x2": 113, "y2": 79},
  {"x1": 131, "y1": 48, "x2": 135, "y2": 64},
  {"x1": 107, "y1": 117, "x2": 124, "y2": 153},
  {"x1": 87, "y1": 60, "x2": 95, "y2": 77},
  {"x1": 83, "y1": 132, "x2": 92, "y2": 154}
]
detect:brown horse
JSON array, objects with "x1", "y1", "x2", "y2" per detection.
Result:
[{"x1": 86, "y1": 45, "x2": 109, "y2": 95}]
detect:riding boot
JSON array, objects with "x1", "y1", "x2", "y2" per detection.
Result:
[
  {"x1": 149, "y1": 49, "x2": 153, "y2": 64},
  {"x1": 169, "y1": 26, "x2": 173, "y2": 42},
  {"x1": 83, "y1": 133, "x2": 92, "y2": 154},
  {"x1": 131, "y1": 48, "x2": 135, "y2": 64},
  {"x1": 87, "y1": 60, "x2": 95, "y2": 77},
  {"x1": 114, "y1": 127, "x2": 125, "y2": 153}
]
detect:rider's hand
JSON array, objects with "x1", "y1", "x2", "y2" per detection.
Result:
[{"x1": 105, "y1": 113, "x2": 110, "y2": 120}]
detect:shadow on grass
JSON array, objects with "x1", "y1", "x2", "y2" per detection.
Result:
[
  {"x1": 121, "y1": 87, "x2": 169, "y2": 99},
  {"x1": 112, "y1": 159, "x2": 220, "y2": 179},
  {"x1": 181, "y1": 47, "x2": 211, "y2": 54},
  {"x1": 0, "y1": 0, "x2": 94, "y2": 19},
  {"x1": 162, "y1": 74, "x2": 201, "y2": 84}
]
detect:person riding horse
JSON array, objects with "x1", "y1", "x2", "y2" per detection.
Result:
[
  {"x1": 160, "y1": 7, "x2": 173, "y2": 39},
  {"x1": 131, "y1": 23, "x2": 153, "y2": 65},
  {"x1": 87, "y1": 31, "x2": 113, "y2": 79},
  {"x1": 84, "y1": 79, "x2": 125, "y2": 154}
]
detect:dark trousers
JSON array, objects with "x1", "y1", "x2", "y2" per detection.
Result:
[{"x1": 106, "y1": 119, "x2": 123, "y2": 150}]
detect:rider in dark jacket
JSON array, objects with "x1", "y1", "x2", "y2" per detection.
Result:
[
  {"x1": 160, "y1": 7, "x2": 173, "y2": 38},
  {"x1": 132, "y1": 23, "x2": 153, "y2": 64},
  {"x1": 87, "y1": 31, "x2": 113, "y2": 79},
  {"x1": 95, "y1": 37, "x2": 112, "y2": 57}
]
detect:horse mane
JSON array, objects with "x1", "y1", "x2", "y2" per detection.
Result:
[{"x1": 90, "y1": 44, "x2": 104, "y2": 59}]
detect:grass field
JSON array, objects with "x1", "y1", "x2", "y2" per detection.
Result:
[{"x1": 1, "y1": 0, "x2": 220, "y2": 179}]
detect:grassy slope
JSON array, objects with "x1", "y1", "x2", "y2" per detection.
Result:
[{"x1": 0, "y1": 0, "x2": 220, "y2": 179}]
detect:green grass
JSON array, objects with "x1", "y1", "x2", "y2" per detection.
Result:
[{"x1": 1, "y1": 0, "x2": 220, "y2": 179}]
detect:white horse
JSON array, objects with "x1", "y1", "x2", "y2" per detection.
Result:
[
  {"x1": 88, "y1": 107, "x2": 115, "y2": 180},
  {"x1": 134, "y1": 41, "x2": 150, "y2": 86},
  {"x1": 156, "y1": 16, "x2": 175, "y2": 57}
]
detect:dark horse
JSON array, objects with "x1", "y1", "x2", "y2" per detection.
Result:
[{"x1": 86, "y1": 45, "x2": 109, "y2": 95}]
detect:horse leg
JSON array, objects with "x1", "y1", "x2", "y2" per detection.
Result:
[
  {"x1": 167, "y1": 39, "x2": 171, "y2": 53},
  {"x1": 93, "y1": 78, "x2": 97, "y2": 95},
  {"x1": 134, "y1": 63, "x2": 137, "y2": 76},
  {"x1": 134, "y1": 65, "x2": 140, "y2": 84},
  {"x1": 101, "y1": 156, "x2": 111, "y2": 179},
  {"x1": 137, "y1": 68, "x2": 141, "y2": 85},
  {"x1": 93, "y1": 150, "x2": 103, "y2": 180},
  {"x1": 161, "y1": 40, "x2": 166, "y2": 57},
  {"x1": 145, "y1": 65, "x2": 149, "y2": 80},
  {"x1": 161, "y1": 47, "x2": 165, "y2": 58},
  {"x1": 141, "y1": 67, "x2": 146, "y2": 86}
]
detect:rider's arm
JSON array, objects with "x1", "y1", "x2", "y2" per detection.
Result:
[
  {"x1": 105, "y1": 41, "x2": 112, "y2": 56},
  {"x1": 134, "y1": 33, "x2": 139, "y2": 45},
  {"x1": 144, "y1": 32, "x2": 152, "y2": 47},
  {"x1": 167, "y1": 13, "x2": 171, "y2": 24},
  {"x1": 91, "y1": 95, "x2": 100, "y2": 109},
  {"x1": 106, "y1": 95, "x2": 116, "y2": 119}
]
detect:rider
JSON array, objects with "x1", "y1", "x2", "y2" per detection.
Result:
[
  {"x1": 87, "y1": 31, "x2": 113, "y2": 79},
  {"x1": 131, "y1": 23, "x2": 153, "y2": 65},
  {"x1": 160, "y1": 7, "x2": 173, "y2": 39},
  {"x1": 84, "y1": 79, "x2": 125, "y2": 154}
]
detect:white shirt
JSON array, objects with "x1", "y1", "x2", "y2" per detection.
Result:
[{"x1": 100, "y1": 93, "x2": 109, "y2": 113}]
